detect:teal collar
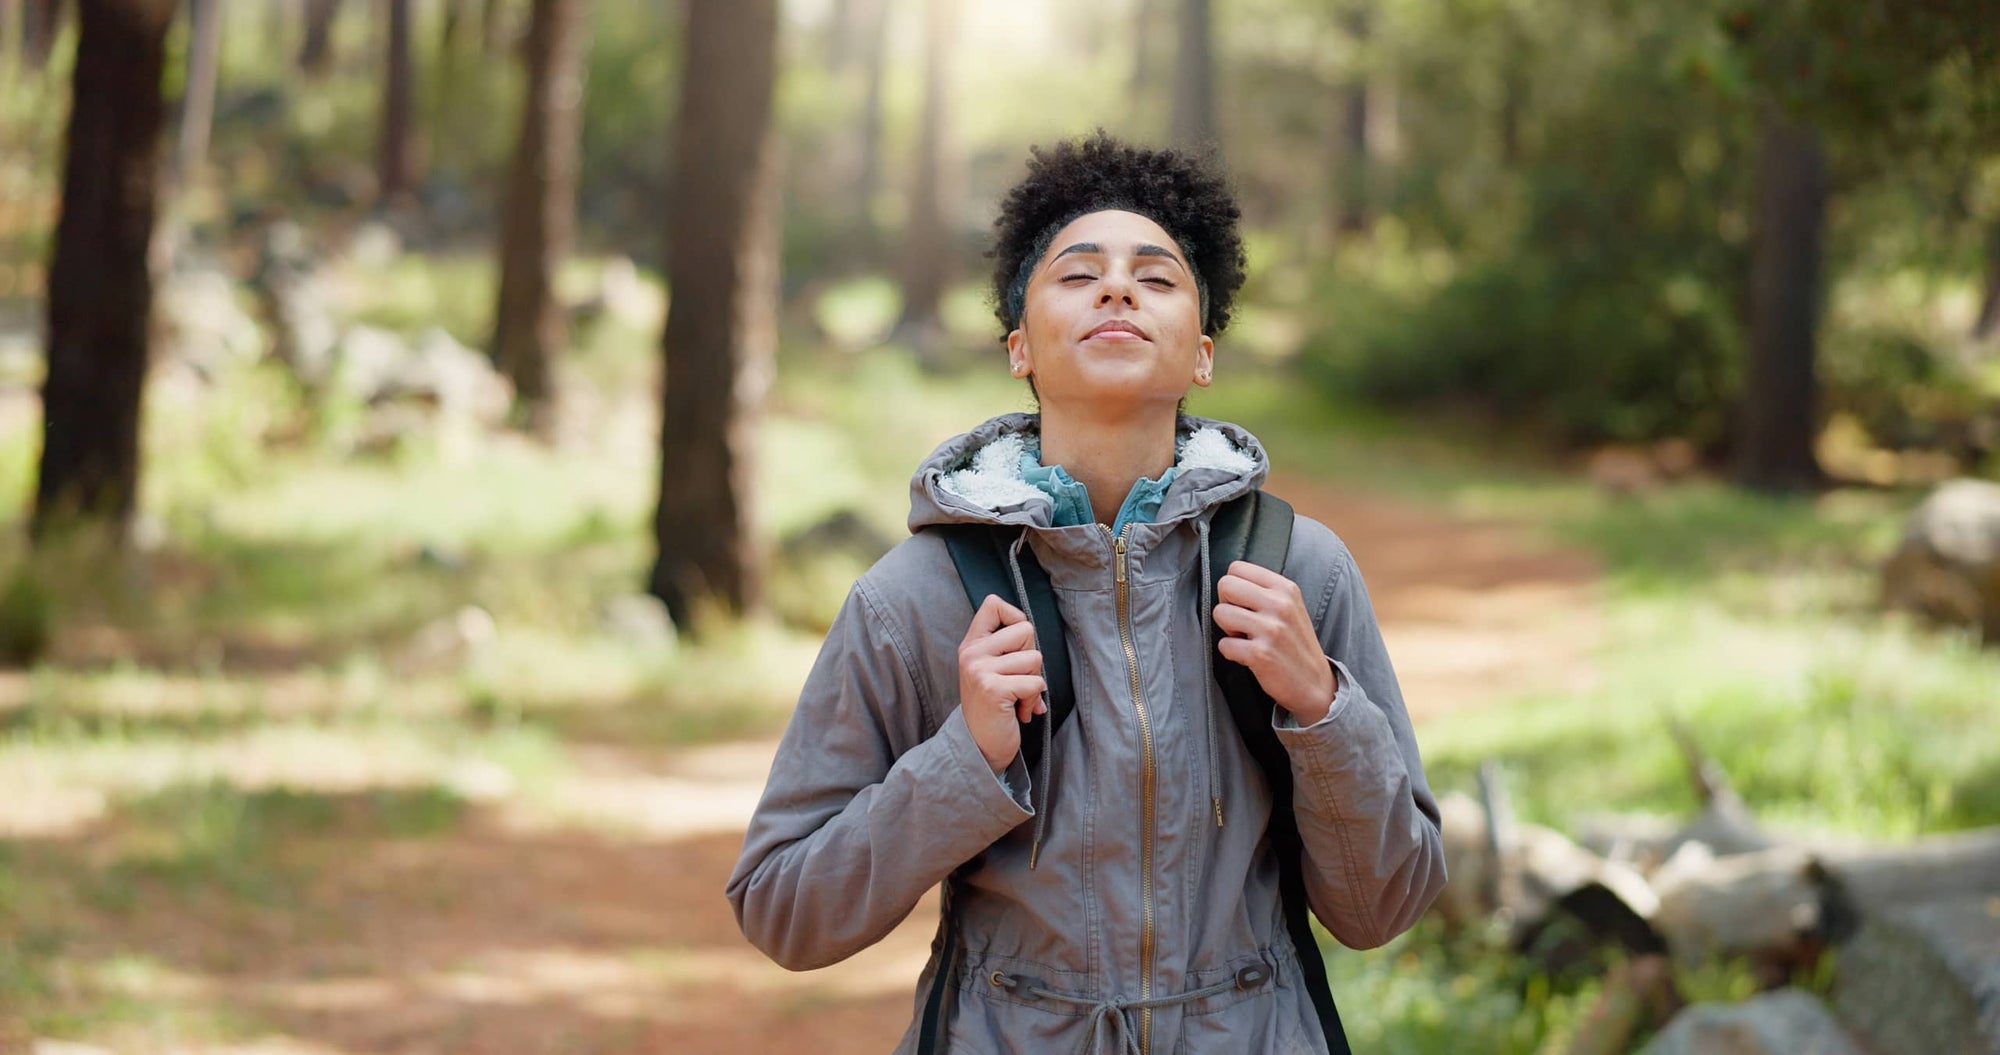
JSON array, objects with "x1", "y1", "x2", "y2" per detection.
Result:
[{"x1": 1017, "y1": 442, "x2": 1178, "y2": 535}]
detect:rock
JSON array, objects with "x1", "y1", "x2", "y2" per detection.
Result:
[
  {"x1": 155, "y1": 264, "x2": 265, "y2": 380},
  {"x1": 778, "y1": 509, "x2": 897, "y2": 567},
  {"x1": 409, "y1": 327, "x2": 510, "y2": 424},
  {"x1": 397, "y1": 605, "x2": 496, "y2": 675},
  {"x1": 250, "y1": 219, "x2": 340, "y2": 385},
  {"x1": 1880, "y1": 478, "x2": 2000, "y2": 642},
  {"x1": 1642, "y1": 989, "x2": 1863, "y2": 1055},
  {"x1": 331, "y1": 326, "x2": 511, "y2": 436},
  {"x1": 1832, "y1": 896, "x2": 2000, "y2": 1055},
  {"x1": 601, "y1": 594, "x2": 677, "y2": 653},
  {"x1": 331, "y1": 325, "x2": 411, "y2": 404},
  {"x1": 348, "y1": 220, "x2": 402, "y2": 267}
]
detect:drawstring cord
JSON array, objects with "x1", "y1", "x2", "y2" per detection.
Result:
[
  {"x1": 1006, "y1": 528, "x2": 1054, "y2": 869},
  {"x1": 1196, "y1": 517, "x2": 1225, "y2": 829},
  {"x1": 988, "y1": 962, "x2": 1274, "y2": 1055}
]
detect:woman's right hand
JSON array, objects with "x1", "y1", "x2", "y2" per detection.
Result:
[{"x1": 957, "y1": 594, "x2": 1047, "y2": 773}]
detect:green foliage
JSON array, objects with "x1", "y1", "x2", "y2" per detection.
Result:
[
  {"x1": 1295, "y1": 0, "x2": 1754, "y2": 448},
  {"x1": 1325, "y1": 920, "x2": 1605, "y2": 1054}
]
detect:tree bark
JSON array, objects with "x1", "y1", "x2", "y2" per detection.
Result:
[
  {"x1": 480, "y1": 0, "x2": 506, "y2": 54},
  {"x1": 850, "y1": 0, "x2": 887, "y2": 261},
  {"x1": 1330, "y1": 4, "x2": 1370, "y2": 238},
  {"x1": 823, "y1": 0, "x2": 850, "y2": 72},
  {"x1": 1735, "y1": 103, "x2": 1828, "y2": 493},
  {"x1": 1974, "y1": 220, "x2": 2000, "y2": 341},
  {"x1": 491, "y1": 0, "x2": 589, "y2": 435},
  {"x1": 439, "y1": 0, "x2": 465, "y2": 53},
  {"x1": 376, "y1": 0, "x2": 414, "y2": 204},
  {"x1": 298, "y1": 0, "x2": 339, "y2": 76},
  {"x1": 649, "y1": 0, "x2": 779, "y2": 627},
  {"x1": 1170, "y1": 0, "x2": 1215, "y2": 150},
  {"x1": 172, "y1": 0, "x2": 222, "y2": 189},
  {"x1": 22, "y1": 0, "x2": 68, "y2": 70},
  {"x1": 34, "y1": 0, "x2": 176, "y2": 546},
  {"x1": 891, "y1": 0, "x2": 953, "y2": 363},
  {"x1": 1129, "y1": 0, "x2": 1161, "y2": 121}
]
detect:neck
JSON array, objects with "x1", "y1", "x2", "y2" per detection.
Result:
[{"x1": 1038, "y1": 402, "x2": 1180, "y2": 528}]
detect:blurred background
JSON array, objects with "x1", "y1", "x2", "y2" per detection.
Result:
[{"x1": 2, "y1": 0, "x2": 1998, "y2": 1052}]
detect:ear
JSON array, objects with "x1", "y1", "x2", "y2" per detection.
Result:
[
  {"x1": 1006, "y1": 329, "x2": 1032, "y2": 377},
  {"x1": 1191, "y1": 334, "x2": 1215, "y2": 387}
]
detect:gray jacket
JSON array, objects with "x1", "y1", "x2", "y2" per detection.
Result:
[{"x1": 727, "y1": 413, "x2": 1447, "y2": 1054}]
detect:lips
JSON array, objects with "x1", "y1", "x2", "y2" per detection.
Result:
[{"x1": 1084, "y1": 319, "x2": 1150, "y2": 341}]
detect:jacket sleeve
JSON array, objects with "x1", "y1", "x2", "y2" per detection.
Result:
[
  {"x1": 1271, "y1": 536, "x2": 1448, "y2": 950},
  {"x1": 725, "y1": 576, "x2": 1035, "y2": 971}
]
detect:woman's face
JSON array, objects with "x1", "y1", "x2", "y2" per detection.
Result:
[{"x1": 1007, "y1": 209, "x2": 1213, "y2": 414}]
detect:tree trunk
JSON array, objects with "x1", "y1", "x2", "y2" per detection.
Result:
[
  {"x1": 22, "y1": 0, "x2": 68, "y2": 70},
  {"x1": 891, "y1": 0, "x2": 953, "y2": 363},
  {"x1": 823, "y1": 0, "x2": 850, "y2": 72},
  {"x1": 1330, "y1": 5, "x2": 1370, "y2": 238},
  {"x1": 850, "y1": 0, "x2": 887, "y2": 261},
  {"x1": 172, "y1": 0, "x2": 222, "y2": 189},
  {"x1": 480, "y1": 0, "x2": 506, "y2": 54},
  {"x1": 1974, "y1": 221, "x2": 2000, "y2": 341},
  {"x1": 1130, "y1": 0, "x2": 1161, "y2": 123},
  {"x1": 491, "y1": 0, "x2": 589, "y2": 435},
  {"x1": 376, "y1": 0, "x2": 414, "y2": 204},
  {"x1": 439, "y1": 0, "x2": 465, "y2": 52},
  {"x1": 1170, "y1": 0, "x2": 1215, "y2": 150},
  {"x1": 34, "y1": 0, "x2": 176, "y2": 546},
  {"x1": 1735, "y1": 103, "x2": 1828, "y2": 493},
  {"x1": 649, "y1": 0, "x2": 779, "y2": 628},
  {"x1": 298, "y1": 0, "x2": 339, "y2": 75}
]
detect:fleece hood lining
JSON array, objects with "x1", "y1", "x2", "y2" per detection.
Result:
[{"x1": 937, "y1": 424, "x2": 1258, "y2": 513}]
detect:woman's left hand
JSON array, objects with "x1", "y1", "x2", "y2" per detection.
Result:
[{"x1": 1213, "y1": 560, "x2": 1338, "y2": 725}]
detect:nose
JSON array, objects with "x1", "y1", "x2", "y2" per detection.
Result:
[{"x1": 1096, "y1": 265, "x2": 1138, "y2": 309}]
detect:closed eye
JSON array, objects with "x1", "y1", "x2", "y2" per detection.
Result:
[{"x1": 1143, "y1": 277, "x2": 1176, "y2": 288}]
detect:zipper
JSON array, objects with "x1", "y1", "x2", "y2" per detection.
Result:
[{"x1": 1104, "y1": 524, "x2": 1157, "y2": 1053}]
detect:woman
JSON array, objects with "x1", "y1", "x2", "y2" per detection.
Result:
[{"x1": 727, "y1": 132, "x2": 1446, "y2": 1054}]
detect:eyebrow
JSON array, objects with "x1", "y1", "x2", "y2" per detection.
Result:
[{"x1": 1049, "y1": 241, "x2": 1189, "y2": 272}]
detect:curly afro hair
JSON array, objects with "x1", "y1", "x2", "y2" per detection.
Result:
[{"x1": 988, "y1": 130, "x2": 1248, "y2": 340}]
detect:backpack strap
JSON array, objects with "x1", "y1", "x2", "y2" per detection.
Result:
[
  {"x1": 931, "y1": 523, "x2": 1075, "y2": 776},
  {"x1": 917, "y1": 523, "x2": 1074, "y2": 1055},
  {"x1": 1208, "y1": 491, "x2": 1353, "y2": 1055}
]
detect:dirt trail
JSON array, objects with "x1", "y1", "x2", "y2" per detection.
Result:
[{"x1": 14, "y1": 481, "x2": 1603, "y2": 1055}]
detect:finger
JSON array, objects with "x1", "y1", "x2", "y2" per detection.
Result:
[
  {"x1": 985, "y1": 648, "x2": 1044, "y2": 676},
  {"x1": 1217, "y1": 634, "x2": 1264, "y2": 666},
  {"x1": 987, "y1": 674, "x2": 1046, "y2": 707},
  {"x1": 1227, "y1": 560, "x2": 1289, "y2": 588},
  {"x1": 1216, "y1": 572, "x2": 1279, "y2": 611},
  {"x1": 961, "y1": 617, "x2": 1037, "y2": 662},
  {"x1": 1212, "y1": 601, "x2": 1263, "y2": 637},
  {"x1": 963, "y1": 594, "x2": 1011, "y2": 644},
  {"x1": 991, "y1": 595, "x2": 1030, "y2": 626},
  {"x1": 1015, "y1": 694, "x2": 1040, "y2": 724}
]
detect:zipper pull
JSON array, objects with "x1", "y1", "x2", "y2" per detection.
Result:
[{"x1": 1113, "y1": 536, "x2": 1127, "y2": 585}]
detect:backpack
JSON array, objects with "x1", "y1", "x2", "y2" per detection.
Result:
[{"x1": 918, "y1": 490, "x2": 1353, "y2": 1055}]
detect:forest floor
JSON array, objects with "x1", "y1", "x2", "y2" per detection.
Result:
[{"x1": 0, "y1": 463, "x2": 1606, "y2": 1055}]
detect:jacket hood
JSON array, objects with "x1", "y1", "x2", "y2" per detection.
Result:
[{"x1": 907, "y1": 411, "x2": 1271, "y2": 534}]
